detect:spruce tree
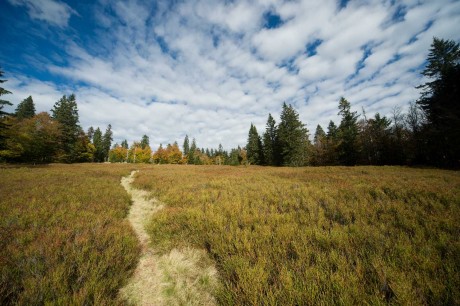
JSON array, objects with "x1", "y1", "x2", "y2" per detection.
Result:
[
  {"x1": 416, "y1": 37, "x2": 460, "y2": 168},
  {"x1": 188, "y1": 138, "x2": 197, "y2": 164},
  {"x1": 312, "y1": 124, "x2": 327, "y2": 165},
  {"x1": 87, "y1": 126, "x2": 94, "y2": 142},
  {"x1": 102, "y1": 124, "x2": 113, "y2": 161},
  {"x1": 51, "y1": 94, "x2": 81, "y2": 162},
  {"x1": 121, "y1": 139, "x2": 129, "y2": 149},
  {"x1": 337, "y1": 97, "x2": 359, "y2": 165},
  {"x1": 15, "y1": 96, "x2": 36, "y2": 119},
  {"x1": 0, "y1": 68, "x2": 12, "y2": 150},
  {"x1": 262, "y1": 113, "x2": 277, "y2": 166},
  {"x1": 140, "y1": 134, "x2": 149, "y2": 149},
  {"x1": 92, "y1": 127, "x2": 103, "y2": 162},
  {"x1": 277, "y1": 103, "x2": 310, "y2": 166},
  {"x1": 246, "y1": 123, "x2": 263, "y2": 165},
  {"x1": 183, "y1": 135, "x2": 190, "y2": 156},
  {"x1": 325, "y1": 120, "x2": 339, "y2": 165}
]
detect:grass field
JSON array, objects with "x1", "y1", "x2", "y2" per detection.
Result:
[
  {"x1": 133, "y1": 165, "x2": 460, "y2": 305},
  {"x1": 1, "y1": 164, "x2": 459, "y2": 305},
  {"x1": 0, "y1": 164, "x2": 142, "y2": 305}
]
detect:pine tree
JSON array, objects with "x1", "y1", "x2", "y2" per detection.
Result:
[
  {"x1": 87, "y1": 127, "x2": 94, "y2": 142},
  {"x1": 277, "y1": 103, "x2": 310, "y2": 166},
  {"x1": 0, "y1": 68, "x2": 12, "y2": 150},
  {"x1": 416, "y1": 37, "x2": 460, "y2": 168},
  {"x1": 188, "y1": 138, "x2": 197, "y2": 164},
  {"x1": 337, "y1": 97, "x2": 359, "y2": 165},
  {"x1": 15, "y1": 96, "x2": 36, "y2": 119},
  {"x1": 312, "y1": 124, "x2": 327, "y2": 165},
  {"x1": 102, "y1": 124, "x2": 113, "y2": 161},
  {"x1": 262, "y1": 113, "x2": 277, "y2": 166},
  {"x1": 325, "y1": 120, "x2": 339, "y2": 165},
  {"x1": 121, "y1": 139, "x2": 129, "y2": 149},
  {"x1": 246, "y1": 123, "x2": 264, "y2": 165},
  {"x1": 183, "y1": 135, "x2": 190, "y2": 156},
  {"x1": 51, "y1": 94, "x2": 81, "y2": 162},
  {"x1": 92, "y1": 127, "x2": 103, "y2": 162},
  {"x1": 140, "y1": 134, "x2": 149, "y2": 149}
]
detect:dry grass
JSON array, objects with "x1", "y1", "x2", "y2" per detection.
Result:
[
  {"x1": 0, "y1": 163, "x2": 140, "y2": 305},
  {"x1": 1, "y1": 164, "x2": 458, "y2": 305},
  {"x1": 134, "y1": 165, "x2": 460, "y2": 305},
  {"x1": 119, "y1": 170, "x2": 219, "y2": 306}
]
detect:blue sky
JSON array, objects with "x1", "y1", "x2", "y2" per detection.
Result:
[{"x1": 1, "y1": 0, "x2": 459, "y2": 150}]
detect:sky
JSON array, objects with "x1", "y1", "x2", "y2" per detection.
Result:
[{"x1": 1, "y1": 0, "x2": 459, "y2": 150}]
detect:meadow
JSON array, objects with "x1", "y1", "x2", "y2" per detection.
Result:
[
  {"x1": 1, "y1": 164, "x2": 459, "y2": 305},
  {"x1": 0, "y1": 164, "x2": 142, "y2": 305},
  {"x1": 134, "y1": 165, "x2": 460, "y2": 305}
]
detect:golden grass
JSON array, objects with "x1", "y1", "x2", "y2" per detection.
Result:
[
  {"x1": 120, "y1": 170, "x2": 219, "y2": 306},
  {"x1": 0, "y1": 164, "x2": 140, "y2": 305},
  {"x1": 133, "y1": 165, "x2": 460, "y2": 305}
]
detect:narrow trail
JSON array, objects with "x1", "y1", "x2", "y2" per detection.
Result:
[{"x1": 119, "y1": 170, "x2": 218, "y2": 306}]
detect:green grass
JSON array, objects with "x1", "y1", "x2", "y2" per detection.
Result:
[
  {"x1": 133, "y1": 165, "x2": 460, "y2": 305},
  {"x1": 0, "y1": 164, "x2": 141, "y2": 305}
]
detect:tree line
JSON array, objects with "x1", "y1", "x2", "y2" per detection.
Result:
[
  {"x1": 246, "y1": 37, "x2": 459, "y2": 169},
  {"x1": 0, "y1": 90, "x2": 113, "y2": 163},
  {"x1": 0, "y1": 37, "x2": 458, "y2": 168}
]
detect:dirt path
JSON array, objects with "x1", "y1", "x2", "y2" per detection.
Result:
[{"x1": 119, "y1": 170, "x2": 218, "y2": 306}]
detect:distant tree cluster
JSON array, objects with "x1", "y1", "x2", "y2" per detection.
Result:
[
  {"x1": 109, "y1": 134, "x2": 248, "y2": 166},
  {"x1": 1, "y1": 37, "x2": 458, "y2": 168},
  {"x1": 0, "y1": 79, "x2": 111, "y2": 163},
  {"x1": 247, "y1": 103, "x2": 311, "y2": 166}
]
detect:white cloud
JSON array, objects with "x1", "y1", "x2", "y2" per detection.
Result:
[
  {"x1": 7, "y1": 0, "x2": 77, "y2": 27},
  {"x1": 4, "y1": 0, "x2": 460, "y2": 150}
]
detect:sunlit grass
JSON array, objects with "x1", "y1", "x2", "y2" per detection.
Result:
[
  {"x1": 135, "y1": 165, "x2": 460, "y2": 305},
  {"x1": 0, "y1": 164, "x2": 141, "y2": 305}
]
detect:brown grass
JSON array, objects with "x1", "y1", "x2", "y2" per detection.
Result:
[
  {"x1": 134, "y1": 165, "x2": 460, "y2": 305},
  {"x1": 119, "y1": 170, "x2": 219, "y2": 306},
  {"x1": 0, "y1": 163, "x2": 139, "y2": 305}
]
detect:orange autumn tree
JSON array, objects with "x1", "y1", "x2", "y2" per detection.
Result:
[
  {"x1": 128, "y1": 141, "x2": 152, "y2": 163},
  {"x1": 152, "y1": 142, "x2": 185, "y2": 164},
  {"x1": 109, "y1": 144, "x2": 128, "y2": 162}
]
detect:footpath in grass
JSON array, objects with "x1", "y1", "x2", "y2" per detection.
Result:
[
  {"x1": 0, "y1": 164, "x2": 139, "y2": 305},
  {"x1": 134, "y1": 165, "x2": 460, "y2": 305},
  {"x1": 119, "y1": 170, "x2": 219, "y2": 306}
]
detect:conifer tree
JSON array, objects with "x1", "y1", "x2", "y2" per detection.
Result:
[
  {"x1": 337, "y1": 97, "x2": 359, "y2": 165},
  {"x1": 312, "y1": 124, "x2": 327, "y2": 165},
  {"x1": 87, "y1": 126, "x2": 94, "y2": 142},
  {"x1": 416, "y1": 37, "x2": 460, "y2": 168},
  {"x1": 188, "y1": 138, "x2": 197, "y2": 164},
  {"x1": 183, "y1": 135, "x2": 190, "y2": 156},
  {"x1": 262, "y1": 113, "x2": 277, "y2": 166},
  {"x1": 140, "y1": 134, "x2": 149, "y2": 149},
  {"x1": 0, "y1": 68, "x2": 12, "y2": 150},
  {"x1": 51, "y1": 94, "x2": 81, "y2": 162},
  {"x1": 277, "y1": 103, "x2": 310, "y2": 166},
  {"x1": 92, "y1": 127, "x2": 104, "y2": 162},
  {"x1": 102, "y1": 124, "x2": 113, "y2": 161},
  {"x1": 121, "y1": 139, "x2": 129, "y2": 149},
  {"x1": 246, "y1": 123, "x2": 264, "y2": 165},
  {"x1": 15, "y1": 96, "x2": 36, "y2": 119},
  {"x1": 325, "y1": 120, "x2": 339, "y2": 165}
]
